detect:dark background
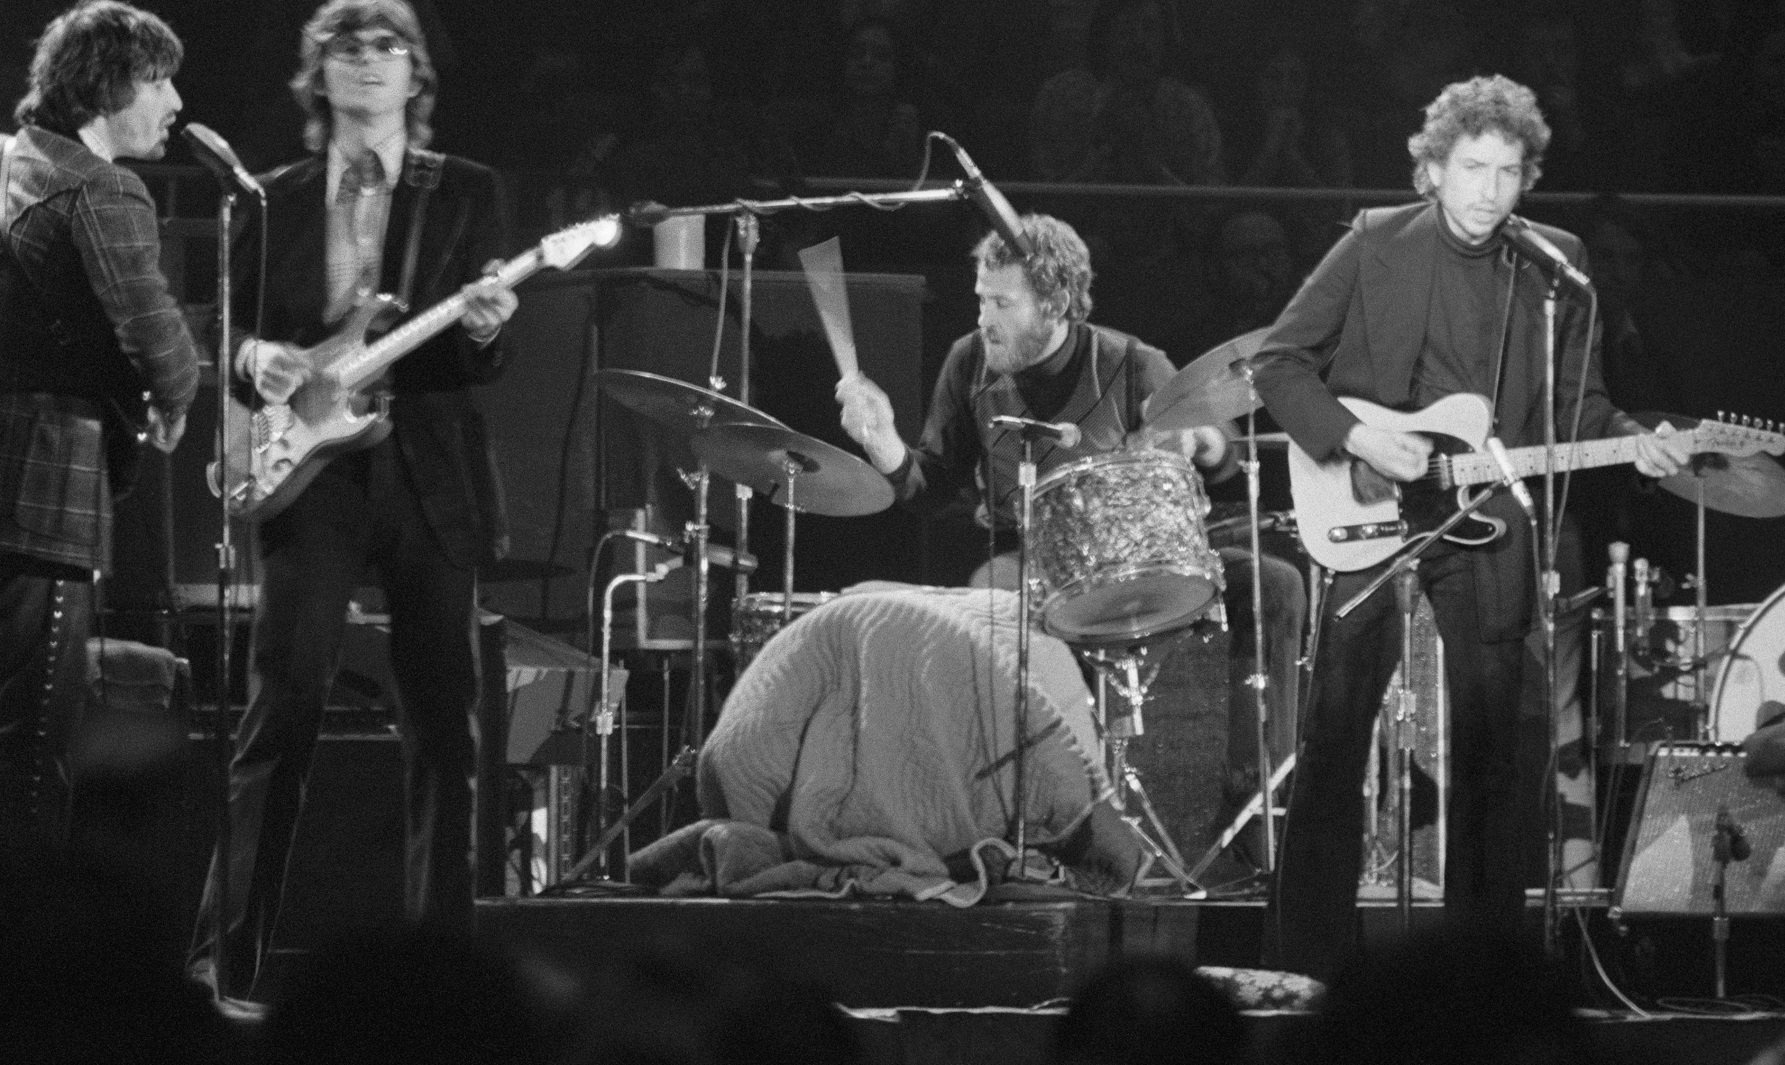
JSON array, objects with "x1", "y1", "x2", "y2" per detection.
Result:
[{"x1": 7, "y1": 0, "x2": 1785, "y2": 608}]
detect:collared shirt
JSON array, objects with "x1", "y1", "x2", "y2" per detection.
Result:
[{"x1": 323, "y1": 131, "x2": 404, "y2": 324}]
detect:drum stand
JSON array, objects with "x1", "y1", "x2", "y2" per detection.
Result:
[{"x1": 1083, "y1": 646, "x2": 1203, "y2": 894}]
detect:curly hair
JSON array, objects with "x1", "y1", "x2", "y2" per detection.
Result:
[
  {"x1": 1407, "y1": 75, "x2": 1550, "y2": 198},
  {"x1": 973, "y1": 213, "x2": 1095, "y2": 323},
  {"x1": 290, "y1": 0, "x2": 437, "y2": 153},
  {"x1": 14, "y1": 1, "x2": 183, "y2": 134}
]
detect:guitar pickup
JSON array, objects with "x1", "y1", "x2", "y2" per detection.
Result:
[{"x1": 1328, "y1": 521, "x2": 1408, "y2": 543}]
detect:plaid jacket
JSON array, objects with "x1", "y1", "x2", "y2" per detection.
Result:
[{"x1": 0, "y1": 126, "x2": 201, "y2": 571}]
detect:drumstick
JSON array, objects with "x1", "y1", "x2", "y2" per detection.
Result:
[{"x1": 797, "y1": 238, "x2": 860, "y2": 381}]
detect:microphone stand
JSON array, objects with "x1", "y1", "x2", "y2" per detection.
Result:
[
  {"x1": 207, "y1": 189, "x2": 240, "y2": 1003},
  {"x1": 1538, "y1": 276, "x2": 1565, "y2": 960},
  {"x1": 1011, "y1": 436, "x2": 1038, "y2": 879}
]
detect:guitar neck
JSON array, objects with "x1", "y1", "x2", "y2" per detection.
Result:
[
  {"x1": 335, "y1": 247, "x2": 545, "y2": 391},
  {"x1": 1446, "y1": 433, "x2": 1684, "y2": 486}
]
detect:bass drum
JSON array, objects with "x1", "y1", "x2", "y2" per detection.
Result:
[{"x1": 1709, "y1": 588, "x2": 1785, "y2": 742}]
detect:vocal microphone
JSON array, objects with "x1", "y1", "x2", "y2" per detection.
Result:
[
  {"x1": 1609, "y1": 541, "x2": 1629, "y2": 658},
  {"x1": 989, "y1": 414, "x2": 1081, "y2": 448},
  {"x1": 617, "y1": 528, "x2": 758, "y2": 573},
  {"x1": 181, "y1": 123, "x2": 264, "y2": 199},
  {"x1": 945, "y1": 136, "x2": 1034, "y2": 257},
  {"x1": 1484, "y1": 437, "x2": 1537, "y2": 518},
  {"x1": 1715, "y1": 803, "x2": 1753, "y2": 862},
  {"x1": 1502, "y1": 215, "x2": 1592, "y2": 290}
]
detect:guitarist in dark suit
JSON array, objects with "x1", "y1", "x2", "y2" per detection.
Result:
[
  {"x1": 1251, "y1": 75, "x2": 1691, "y2": 981},
  {"x1": 1, "y1": 2, "x2": 199, "y2": 848},
  {"x1": 188, "y1": 0, "x2": 516, "y2": 1000}
]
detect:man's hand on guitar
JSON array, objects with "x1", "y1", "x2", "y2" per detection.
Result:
[
  {"x1": 460, "y1": 262, "x2": 518, "y2": 344},
  {"x1": 1633, "y1": 420, "x2": 1693, "y2": 479},
  {"x1": 144, "y1": 407, "x2": 186, "y2": 454},
  {"x1": 240, "y1": 339, "x2": 312, "y2": 405},
  {"x1": 1344, "y1": 422, "x2": 1432, "y2": 482}
]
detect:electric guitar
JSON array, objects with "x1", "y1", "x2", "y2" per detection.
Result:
[
  {"x1": 210, "y1": 218, "x2": 611, "y2": 522},
  {"x1": 1287, "y1": 393, "x2": 1785, "y2": 572}
]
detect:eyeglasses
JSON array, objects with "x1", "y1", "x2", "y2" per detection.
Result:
[{"x1": 322, "y1": 34, "x2": 412, "y2": 62}]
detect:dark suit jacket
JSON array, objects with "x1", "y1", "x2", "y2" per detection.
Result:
[
  {"x1": 228, "y1": 150, "x2": 512, "y2": 568},
  {"x1": 1252, "y1": 201, "x2": 1635, "y2": 640}
]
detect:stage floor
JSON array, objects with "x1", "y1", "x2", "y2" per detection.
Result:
[{"x1": 472, "y1": 892, "x2": 1785, "y2": 1065}]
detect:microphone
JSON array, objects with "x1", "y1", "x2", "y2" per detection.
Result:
[
  {"x1": 989, "y1": 414, "x2": 1081, "y2": 448},
  {"x1": 181, "y1": 123, "x2": 264, "y2": 199},
  {"x1": 617, "y1": 528, "x2": 758, "y2": 573},
  {"x1": 625, "y1": 200, "x2": 671, "y2": 227},
  {"x1": 1609, "y1": 541, "x2": 1629, "y2": 659},
  {"x1": 947, "y1": 138, "x2": 1033, "y2": 257},
  {"x1": 1715, "y1": 804, "x2": 1753, "y2": 862},
  {"x1": 1484, "y1": 436, "x2": 1537, "y2": 519},
  {"x1": 1502, "y1": 215, "x2": 1592, "y2": 290}
]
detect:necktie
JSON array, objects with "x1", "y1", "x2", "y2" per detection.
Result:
[{"x1": 343, "y1": 151, "x2": 384, "y2": 303}]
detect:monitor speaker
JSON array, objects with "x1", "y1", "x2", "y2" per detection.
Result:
[{"x1": 1612, "y1": 742, "x2": 1785, "y2": 916}]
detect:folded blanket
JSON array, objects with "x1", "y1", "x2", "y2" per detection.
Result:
[{"x1": 630, "y1": 588, "x2": 1141, "y2": 903}]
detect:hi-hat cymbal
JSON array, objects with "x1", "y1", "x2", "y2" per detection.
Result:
[
  {"x1": 1142, "y1": 327, "x2": 1271, "y2": 433},
  {"x1": 1634, "y1": 412, "x2": 1785, "y2": 518},
  {"x1": 692, "y1": 423, "x2": 895, "y2": 517},
  {"x1": 596, "y1": 369, "x2": 786, "y2": 437}
]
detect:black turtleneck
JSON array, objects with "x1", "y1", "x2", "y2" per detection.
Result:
[{"x1": 1411, "y1": 211, "x2": 1510, "y2": 411}]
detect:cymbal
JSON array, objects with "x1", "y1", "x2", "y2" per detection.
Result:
[
  {"x1": 596, "y1": 369, "x2": 786, "y2": 437},
  {"x1": 1633, "y1": 412, "x2": 1785, "y2": 518},
  {"x1": 691, "y1": 424, "x2": 895, "y2": 518},
  {"x1": 1142, "y1": 327, "x2": 1271, "y2": 433}
]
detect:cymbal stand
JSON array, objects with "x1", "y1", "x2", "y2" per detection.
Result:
[
  {"x1": 775, "y1": 453, "x2": 815, "y2": 626},
  {"x1": 1691, "y1": 477, "x2": 1712, "y2": 739},
  {"x1": 1240, "y1": 394, "x2": 1277, "y2": 869},
  {"x1": 582, "y1": 569, "x2": 663, "y2": 881},
  {"x1": 1083, "y1": 646, "x2": 1201, "y2": 894}
]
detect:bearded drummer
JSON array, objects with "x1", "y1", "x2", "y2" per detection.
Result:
[{"x1": 835, "y1": 212, "x2": 1306, "y2": 838}]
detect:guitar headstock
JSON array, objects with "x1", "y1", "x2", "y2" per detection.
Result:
[
  {"x1": 1695, "y1": 414, "x2": 1785, "y2": 458},
  {"x1": 539, "y1": 217, "x2": 621, "y2": 272}
]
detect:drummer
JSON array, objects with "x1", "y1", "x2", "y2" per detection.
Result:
[{"x1": 835, "y1": 213, "x2": 1306, "y2": 817}]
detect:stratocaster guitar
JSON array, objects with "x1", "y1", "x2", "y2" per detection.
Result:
[
  {"x1": 210, "y1": 218, "x2": 611, "y2": 522},
  {"x1": 1288, "y1": 393, "x2": 1785, "y2": 572}
]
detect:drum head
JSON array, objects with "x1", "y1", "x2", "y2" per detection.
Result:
[{"x1": 1042, "y1": 572, "x2": 1217, "y2": 646}]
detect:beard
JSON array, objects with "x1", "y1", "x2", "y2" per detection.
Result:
[{"x1": 982, "y1": 318, "x2": 1057, "y2": 376}]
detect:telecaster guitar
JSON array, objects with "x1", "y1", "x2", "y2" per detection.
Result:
[
  {"x1": 211, "y1": 219, "x2": 611, "y2": 522},
  {"x1": 1288, "y1": 394, "x2": 1785, "y2": 572}
]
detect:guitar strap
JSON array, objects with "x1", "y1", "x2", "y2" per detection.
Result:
[{"x1": 1486, "y1": 248, "x2": 1519, "y2": 433}]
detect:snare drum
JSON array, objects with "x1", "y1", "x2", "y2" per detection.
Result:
[
  {"x1": 1598, "y1": 604, "x2": 1752, "y2": 748},
  {"x1": 1028, "y1": 451, "x2": 1223, "y2": 646},
  {"x1": 731, "y1": 591, "x2": 838, "y2": 669}
]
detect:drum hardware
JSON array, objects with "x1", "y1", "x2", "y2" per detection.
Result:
[
  {"x1": 1081, "y1": 641, "x2": 1207, "y2": 895},
  {"x1": 1391, "y1": 565, "x2": 1421, "y2": 931}
]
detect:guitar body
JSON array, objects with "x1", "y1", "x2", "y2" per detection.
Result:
[
  {"x1": 210, "y1": 298, "x2": 396, "y2": 523},
  {"x1": 207, "y1": 217, "x2": 615, "y2": 521},
  {"x1": 1288, "y1": 393, "x2": 1502, "y2": 572}
]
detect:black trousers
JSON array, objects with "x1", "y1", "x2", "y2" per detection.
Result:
[
  {"x1": 1264, "y1": 545, "x2": 1527, "y2": 982},
  {"x1": 0, "y1": 554, "x2": 91, "y2": 847},
  {"x1": 190, "y1": 441, "x2": 479, "y2": 996}
]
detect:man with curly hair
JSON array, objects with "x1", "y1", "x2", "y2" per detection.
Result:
[
  {"x1": 187, "y1": 0, "x2": 516, "y2": 1000},
  {"x1": 837, "y1": 212, "x2": 1306, "y2": 882},
  {"x1": 1253, "y1": 75, "x2": 1691, "y2": 980},
  {"x1": 0, "y1": 1, "x2": 199, "y2": 846}
]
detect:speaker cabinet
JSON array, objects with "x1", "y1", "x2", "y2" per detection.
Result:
[{"x1": 1613, "y1": 742, "x2": 1785, "y2": 916}]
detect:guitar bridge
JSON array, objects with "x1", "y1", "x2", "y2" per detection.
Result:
[{"x1": 1328, "y1": 520, "x2": 1408, "y2": 544}]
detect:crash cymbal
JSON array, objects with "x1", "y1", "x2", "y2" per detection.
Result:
[
  {"x1": 1142, "y1": 327, "x2": 1271, "y2": 433},
  {"x1": 691, "y1": 423, "x2": 894, "y2": 518},
  {"x1": 596, "y1": 369, "x2": 786, "y2": 437},
  {"x1": 1634, "y1": 412, "x2": 1785, "y2": 518}
]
